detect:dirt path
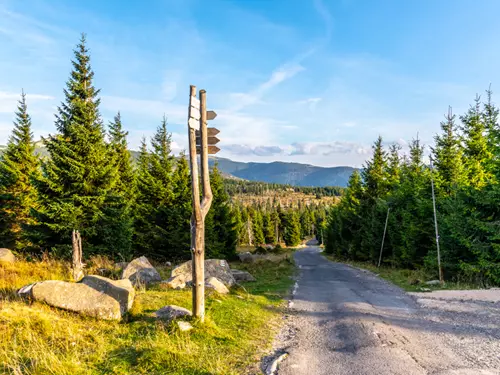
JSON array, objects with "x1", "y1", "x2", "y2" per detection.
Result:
[{"x1": 273, "y1": 246, "x2": 500, "y2": 375}]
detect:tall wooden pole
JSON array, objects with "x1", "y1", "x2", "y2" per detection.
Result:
[
  {"x1": 430, "y1": 157, "x2": 444, "y2": 284},
  {"x1": 187, "y1": 86, "x2": 213, "y2": 322},
  {"x1": 377, "y1": 207, "x2": 390, "y2": 268}
]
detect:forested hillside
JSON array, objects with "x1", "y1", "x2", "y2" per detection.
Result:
[{"x1": 325, "y1": 94, "x2": 500, "y2": 286}]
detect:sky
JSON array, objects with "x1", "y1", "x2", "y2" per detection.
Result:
[{"x1": 1, "y1": 0, "x2": 500, "y2": 167}]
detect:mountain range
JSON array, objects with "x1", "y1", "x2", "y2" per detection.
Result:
[{"x1": 0, "y1": 145, "x2": 356, "y2": 187}]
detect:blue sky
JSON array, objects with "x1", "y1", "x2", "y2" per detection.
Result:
[{"x1": 1, "y1": 0, "x2": 500, "y2": 167}]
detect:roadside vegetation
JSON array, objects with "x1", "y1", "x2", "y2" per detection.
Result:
[
  {"x1": 325, "y1": 93, "x2": 500, "y2": 287},
  {"x1": 0, "y1": 254, "x2": 295, "y2": 375}
]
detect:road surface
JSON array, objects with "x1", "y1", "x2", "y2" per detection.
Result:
[{"x1": 275, "y1": 245, "x2": 500, "y2": 375}]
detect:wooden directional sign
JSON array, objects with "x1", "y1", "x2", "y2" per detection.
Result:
[
  {"x1": 196, "y1": 145, "x2": 220, "y2": 155},
  {"x1": 196, "y1": 136, "x2": 220, "y2": 145},
  {"x1": 207, "y1": 110, "x2": 217, "y2": 120},
  {"x1": 188, "y1": 95, "x2": 201, "y2": 129},
  {"x1": 196, "y1": 127, "x2": 220, "y2": 137}
]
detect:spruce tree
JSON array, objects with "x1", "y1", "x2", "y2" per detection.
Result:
[
  {"x1": 283, "y1": 210, "x2": 301, "y2": 247},
  {"x1": 170, "y1": 152, "x2": 191, "y2": 259},
  {"x1": 28, "y1": 35, "x2": 119, "y2": 255},
  {"x1": 0, "y1": 91, "x2": 40, "y2": 250},
  {"x1": 461, "y1": 95, "x2": 493, "y2": 189},
  {"x1": 251, "y1": 209, "x2": 265, "y2": 245},
  {"x1": 205, "y1": 165, "x2": 238, "y2": 259},
  {"x1": 133, "y1": 118, "x2": 176, "y2": 260},
  {"x1": 432, "y1": 107, "x2": 466, "y2": 195},
  {"x1": 263, "y1": 211, "x2": 275, "y2": 244}
]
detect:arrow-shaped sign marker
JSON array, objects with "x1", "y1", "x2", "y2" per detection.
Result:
[
  {"x1": 196, "y1": 127, "x2": 220, "y2": 137},
  {"x1": 196, "y1": 145, "x2": 220, "y2": 155},
  {"x1": 196, "y1": 136, "x2": 220, "y2": 145},
  {"x1": 207, "y1": 110, "x2": 217, "y2": 120}
]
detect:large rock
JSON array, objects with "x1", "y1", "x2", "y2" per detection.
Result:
[
  {"x1": 205, "y1": 277, "x2": 229, "y2": 294},
  {"x1": 160, "y1": 275, "x2": 186, "y2": 290},
  {"x1": 238, "y1": 252, "x2": 254, "y2": 263},
  {"x1": 80, "y1": 275, "x2": 135, "y2": 312},
  {"x1": 0, "y1": 248, "x2": 15, "y2": 263},
  {"x1": 122, "y1": 256, "x2": 161, "y2": 287},
  {"x1": 231, "y1": 269, "x2": 256, "y2": 282},
  {"x1": 18, "y1": 276, "x2": 135, "y2": 320},
  {"x1": 155, "y1": 305, "x2": 192, "y2": 321},
  {"x1": 171, "y1": 259, "x2": 236, "y2": 286}
]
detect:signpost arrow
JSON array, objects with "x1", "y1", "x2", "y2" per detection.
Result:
[
  {"x1": 196, "y1": 145, "x2": 220, "y2": 155},
  {"x1": 196, "y1": 128, "x2": 220, "y2": 137},
  {"x1": 207, "y1": 110, "x2": 217, "y2": 121},
  {"x1": 196, "y1": 136, "x2": 220, "y2": 145}
]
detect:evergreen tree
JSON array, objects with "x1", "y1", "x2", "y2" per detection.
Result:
[
  {"x1": 0, "y1": 91, "x2": 40, "y2": 250},
  {"x1": 133, "y1": 118, "x2": 176, "y2": 260},
  {"x1": 251, "y1": 209, "x2": 265, "y2": 245},
  {"x1": 283, "y1": 210, "x2": 301, "y2": 247},
  {"x1": 205, "y1": 166, "x2": 238, "y2": 259},
  {"x1": 28, "y1": 34, "x2": 120, "y2": 256},
  {"x1": 263, "y1": 211, "x2": 275, "y2": 244},
  {"x1": 432, "y1": 107, "x2": 466, "y2": 195},
  {"x1": 169, "y1": 152, "x2": 192, "y2": 259},
  {"x1": 461, "y1": 95, "x2": 493, "y2": 189}
]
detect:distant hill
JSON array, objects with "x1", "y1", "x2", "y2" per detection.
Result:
[
  {"x1": 208, "y1": 157, "x2": 355, "y2": 187},
  {"x1": 0, "y1": 145, "x2": 356, "y2": 187}
]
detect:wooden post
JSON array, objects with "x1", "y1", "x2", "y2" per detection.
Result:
[
  {"x1": 377, "y1": 207, "x2": 390, "y2": 267},
  {"x1": 187, "y1": 86, "x2": 214, "y2": 322},
  {"x1": 430, "y1": 157, "x2": 444, "y2": 284},
  {"x1": 72, "y1": 230, "x2": 84, "y2": 281}
]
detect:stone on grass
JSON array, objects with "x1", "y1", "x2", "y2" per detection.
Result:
[
  {"x1": 205, "y1": 277, "x2": 229, "y2": 294},
  {"x1": 0, "y1": 248, "x2": 15, "y2": 263},
  {"x1": 238, "y1": 252, "x2": 254, "y2": 263},
  {"x1": 425, "y1": 280, "x2": 441, "y2": 286},
  {"x1": 155, "y1": 305, "x2": 192, "y2": 321},
  {"x1": 231, "y1": 269, "x2": 256, "y2": 282},
  {"x1": 80, "y1": 275, "x2": 135, "y2": 311},
  {"x1": 177, "y1": 321, "x2": 193, "y2": 332},
  {"x1": 18, "y1": 276, "x2": 134, "y2": 320},
  {"x1": 122, "y1": 256, "x2": 161, "y2": 287},
  {"x1": 171, "y1": 259, "x2": 235, "y2": 286},
  {"x1": 160, "y1": 275, "x2": 186, "y2": 290}
]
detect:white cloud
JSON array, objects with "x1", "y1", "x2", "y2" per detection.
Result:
[{"x1": 0, "y1": 91, "x2": 54, "y2": 113}]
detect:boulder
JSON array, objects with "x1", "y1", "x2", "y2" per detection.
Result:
[
  {"x1": 80, "y1": 275, "x2": 135, "y2": 312},
  {"x1": 177, "y1": 321, "x2": 193, "y2": 331},
  {"x1": 238, "y1": 252, "x2": 254, "y2": 263},
  {"x1": 155, "y1": 305, "x2": 192, "y2": 321},
  {"x1": 205, "y1": 277, "x2": 229, "y2": 294},
  {"x1": 231, "y1": 269, "x2": 256, "y2": 282},
  {"x1": 0, "y1": 248, "x2": 15, "y2": 263},
  {"x1": 160, "y1": 275, "x2": 186, "y2": 290},
  {"x1": 17, "y1": 277, "x2": 134, "y2": 320},
  {"x1": 171, "y1": 259, "x2": 235, "y2": 286},
  {"x1": 425, "y1": 280, "x2": 441, "y2": 286},
  {"x1": 122, "y1": 256, "x2": 161, "y2": 287}
]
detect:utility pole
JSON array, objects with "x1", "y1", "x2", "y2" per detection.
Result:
[
  {"x1": 187, "y1": 85, "x2": 219, "y2": 321},
  {"x1": 377, "y1": 207, "x2": 390, "y2": 267},
  {"x1": 429, "y1": 156, "x2": 444, "y2": 284}
]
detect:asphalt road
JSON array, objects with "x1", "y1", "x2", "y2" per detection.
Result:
[{"x1": 276, "y1": 245, "x2": 500, "y2": 375}]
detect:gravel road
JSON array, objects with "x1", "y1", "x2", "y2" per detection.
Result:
[{"x1": 273, "y1": 245, "x2": 500, "y2": 375}]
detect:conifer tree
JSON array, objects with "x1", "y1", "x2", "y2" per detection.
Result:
[
  {"x1": 283, "y1": 210, "x2": 301, "y2": 247},
  {"x1": 170, "y1": 152, "x2": 191, "y2": 259},
  {"x1": 205, "y1": 166, "x2": 237, "y2": 259},
  {"x1": 432, "y1": 107, "x2": 466, "y2": 195},
  {"x1": 251, "y1": 209, "x2": 265, "y2": 246},
  {"x1": 133, "y1": 118, "x2": 176, "y2": 260},
  {"x1": 0, "y1": 91, "x2": 40, "y2": 250},
  {"x1": 461, "y1": 95, "x2": 493, "y2": 189},
  {"x1": 28, "y1": 35, "x2": 119, "y2": 255},
  {"x1": 263, "y1": 211, "x2": 275, "y2": 244}
]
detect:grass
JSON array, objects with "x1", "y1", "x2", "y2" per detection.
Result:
[
  {"x1": 323, "y1": 254, "x2": 479, "y2": 292},
  {"x1": 0, "y1": 254, "x2": 296, "y2": 375}
]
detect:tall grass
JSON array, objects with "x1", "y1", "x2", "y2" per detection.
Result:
[{"x1": 0, "y1": 256, "x2": 294, "y2": 374}]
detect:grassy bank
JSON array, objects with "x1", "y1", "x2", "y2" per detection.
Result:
[
  {"x1": 323, "y1": 254, "x2": 477, "y2": 292},
  {"x1": 0, "y1": 255, "x2": 295, "y2": 375}
]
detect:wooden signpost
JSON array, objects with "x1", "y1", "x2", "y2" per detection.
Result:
[{"x1": 187, "y1": 85, "x2": 219, "y2": 322}]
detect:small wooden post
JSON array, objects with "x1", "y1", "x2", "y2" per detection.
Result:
[
  {"x1": 72, "y1": 230, "x2": 84, "y2": 281},
  {"x1": 377, "y1": 207, "x2": 390, "y2": 267},
  {"x1": 187, "y1": 86, "x2": 214, "y2": 321}
]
